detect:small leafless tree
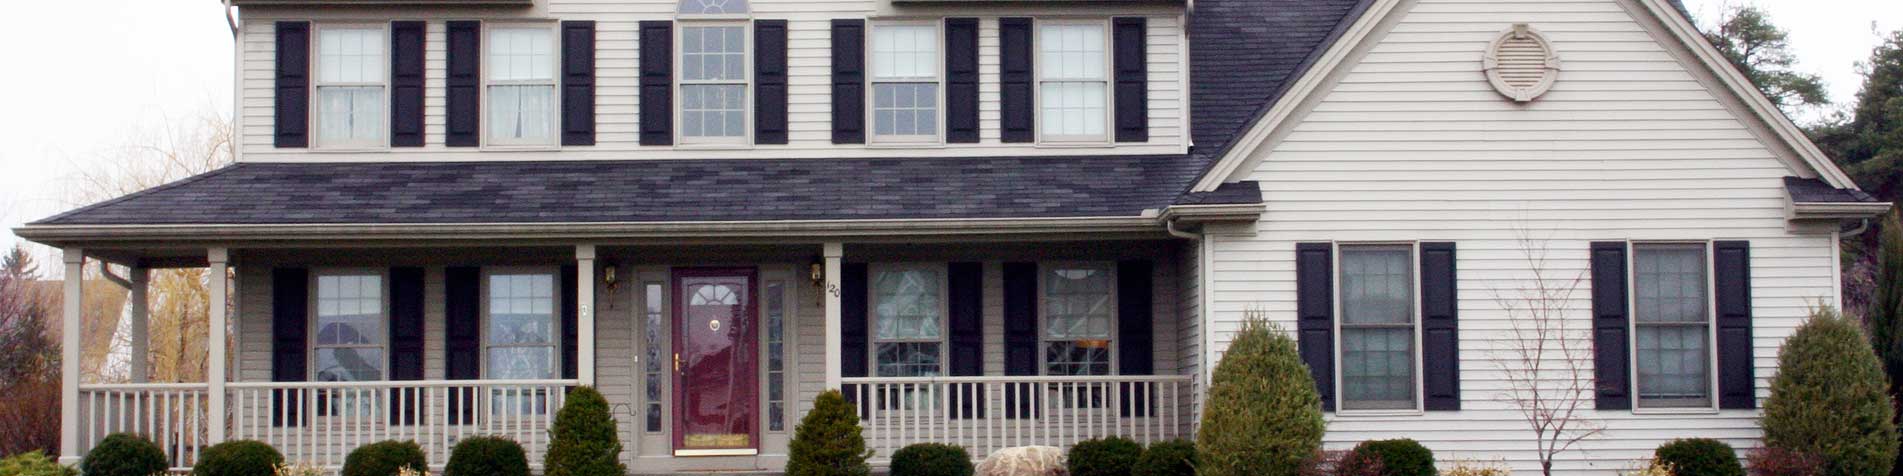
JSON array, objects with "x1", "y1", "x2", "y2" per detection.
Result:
[{"x1": 1493, "y1": 230, "x2": 1604, "y2": 476}]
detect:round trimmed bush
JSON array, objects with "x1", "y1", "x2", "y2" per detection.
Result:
[
  {"x1": 1347, "y1": 439, "x2": 1433, "y2": 476},
  {"x1": 192, "y1": 440, "x2": 283, "y2": 476},
  {"x1": 545, "y1": 387, "x2": 626, "y2": 476},
  {"x1": 81, "y1": 433, "x2": 168, "y2": 476},
  {"x1": 1069, "y1": 437, "x2": 1143, "y2": 476},
  {"x1": 786, "y1": 390, "x2": 870, "y2": 476},
  {"x1": 341, "y1": 440, "x2": 426, "y2": 476},
  {"x1": 889, "y1": 443, "x2": 971, "y2": 476},
  {"x1": 444, "y1": 436, "x2": 528, "y2": 476},
  {"x1": 1132, "y1": 440, "x2": 1196, "y2": 476},
  {"x1": 1654, "y1": 438, "x2": 1742, "y2": 476},
  {"x1": 1196, "y1": 316, "x2": 1325, "y2": 476},
  {"x1": 1762, "y1": 308, "x2": 1899, "y2": 476}
]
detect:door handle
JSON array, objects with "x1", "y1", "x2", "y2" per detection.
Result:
[{"x1": 675, "y1": 353, "x2": 682, "y2": 373}]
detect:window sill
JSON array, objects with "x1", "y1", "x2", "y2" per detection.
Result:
[
  {"x1": 865, "y1": 141, "x2": 946, "y2": 149},
  {"x1": 481, "y1": 144, "x2": 561, "y2": 152},
  {"x1": 1631, "y1": 406, "x2": 1720, "y2": 416},
  {"x1": 1035, "y1": 142, "x2": 1115, "y2": 149},
  {"x1": 674, "y1": 143, "x2": 754, "y2": 151},
  {"x1": 308, "y1": 146, "x2": 392, "y2": 153},
  {"x1": 1330, "y1": 408, "x2": 1424, "y2": 418}
]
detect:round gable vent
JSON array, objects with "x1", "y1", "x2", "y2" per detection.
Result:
[{"x1": 1483, "y1": 24, "x2": 1561, "y2": 102}]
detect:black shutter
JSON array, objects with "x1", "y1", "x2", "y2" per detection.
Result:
[
  {"x1": 444, "y1": 266, "x2": 481, "y2": 423},
  {"x1": 1002, "y1": 262, "x2": 1039, "y2": 418},
  {"x1": 274, "y1": 22, "x2": 310, "y2": 148},
  {"x1": 1295, "y1": 243, "x2": 1336, "y2": 412},
  {"x1": 840, "y1": 263, "x2": 869, "y2": 410},
  {"x1": 945, "y1": 18, "x2": 980, "y2": 143},
  {"x1": 1419, "y1": 243, "x2": 1460, "y2": 411},
  {"x1": 561, "y1": 265, "x2": 579, "y2": 380},
  {"x1": 1590, "y1": 242, "x2": 1632, "y2": 410},
  {"x1": 1117, "y1": 260, "x2": 1154, "y2": 417},
  {"x1": 639, "y1": 21, "x2": 674, "y2": 145},
  {"x1": 445, "y1": 21, "x2": 481, "y2": 147},
  {"x1": 831, "y1": 19, "x2": 866, "y2": 144},
  {"x1": 388, "y1": 267, "x2": 425, "y2": 424},
  {"x1": 1112, "y1": 18, "x2": 1148, "y2": 143},
  {"x1": 754, "y1": 20, "x2": 789, "y2": 145},
  {"x1": 270, "y1": 268, "x2": 309, "y2": 427},
  {"x1": 1714, "y1": 241, "x2": 1755, "y2": 409},
  {"x1": 390, "y1": 21, "x2": 426, "y2": 147},
  {"x1": 998, "y1": 18, "x2": 1034, "y2": 143},
  {"x1": 948, "y1": 262, "x2": 984, "y2": 419},
  {"x1": 561, "y1": 21, "x2": 597, "y2": 146}
]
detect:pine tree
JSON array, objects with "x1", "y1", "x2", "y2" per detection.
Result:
[
  {"x1": 1872, "y1": 210, "x2": 1903, "y2": 476},
  {"x1": 1762, "y1": 308, "x2": 1899, "y2": 476},
  {"x1": 1701, "y1": 6, "x2": 1831, "y2": 112},
  {"x1": 1195, "y1": 316, "x2": 1324, "y2": 476},
  {"x1": 0, "y1": 245, "x2": 54, "y2": 386},
  {"x1": 786, "y1": 390, "x2": 870, "y2": 476}
]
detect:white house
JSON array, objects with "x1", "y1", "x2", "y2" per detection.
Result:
[{"x1": 16, "y1": 0, "x2": 1891, "y2": 473}]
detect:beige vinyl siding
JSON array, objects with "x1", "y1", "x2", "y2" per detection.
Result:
[
  {"x1": 235, "y1": 3, "x2": 1186, "y2": 162},
  {"x1": 1204, "y1": 0, "x2": 1840, "y2": 473}
]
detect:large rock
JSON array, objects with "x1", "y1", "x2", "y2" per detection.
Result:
[{"x1": 976, "y1": 446, "x2": 1068, "y2": 476}]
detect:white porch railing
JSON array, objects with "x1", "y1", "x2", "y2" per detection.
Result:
[
  {"x1": 77, "y1": 380, "x2": 579, "y2": 471},
  {"x1": 841, "y1": 375, "x2": 1196, "y2": 459},
  {"x1": 78, "y1": 383, "x2": 212, "y2": 471}
]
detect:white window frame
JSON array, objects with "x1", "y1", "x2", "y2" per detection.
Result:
[
  {"x1": 482, "y1": 23, "x2": 562, "y2": 148},
  {"x1": 308, "y1": 269, "x2": 391, "y2": 382},
  {"x1": 312, "y1": 24, "x2": 392, "y2": 150},
  {"x1": 1036, "y1": 261, "x2": 1119, "y2": 376},
  {"x1": 675, "y1": 21, "x2": 753, "y2": 147},
  {"x1": 1331, "y1": 242, "x2": 1425, "y2": 415},
  {"x1": 1627, "y1": 241, "x2": 1722, "y2": 413},
  {"x1": 1033, "y1": 19, "x2": 1113, "y2": 145},
  {"x1": 866, "y1": 21, "x2": 945, "y2": 145},
  {"x1": 637, "y1": 270, "x2": 671, "y2": 436},
  {"x1": 759, "y1": 269, "x2": 796, "y2": 433},
  {"x1": 867, "y1": 263, "x2": 950, "y2": 377},
  {"x1": 479, "y1": 266, "x2": 564, "y2": 380}
]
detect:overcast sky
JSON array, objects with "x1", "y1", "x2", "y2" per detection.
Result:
[{"x1": 0, "y1": 0, "x2": 1897, "y2": 253}]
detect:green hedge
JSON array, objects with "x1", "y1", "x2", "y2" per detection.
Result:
[
  {"x1": 1068, "y1": 437, "x2": 1143, "y2": 476},
  {"x1": 192, "y1": 440, "x2": 283, "y2": 476},
  {"x1": 1196, "y1": 317, "x2": 1324, "y2": 476},
  {"x1": 889, "y1": 443, "x2": 971, "y2": 476},
  {"x1": 1654, "y1": 438, "x2": 1742, "y2": 476},
  {"x1": 341, "y1": 440, "x2": 426, "y2": 476},
  {"x1": 1348, "y1": 439, "x2": 1433, "y2": 476},
  {"x1": 80, "y1": 433, "x2": 168, "y2": 476},
  {"x1": 1132, "y1": 440, "x2": 1196, "y2": 476},
  {"x1": 445, "y1": 436, "x2": 528, "y2": 476}
]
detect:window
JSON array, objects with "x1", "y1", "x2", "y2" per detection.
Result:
[
  {"x1": 677, "y1": 0, "x2": 749, "y2": 15},
  {"x1": 1037, "y1": 23, "x2": 1108, "y2": 142},
  {"x1": 679, "y1": 25, "x2": 749, "y2": 144},
  {"x1": 487, "y1": 27, "x2": 557, "y2": 146},
  {"x1": 1632, "y1": 243, "x2": 1714, "y2": 409},
  {"x1": 872, "y1": 267, "x2": 944, "y2": 377},
  {"x1": 643, "y1": 281, "x2": 666, "y2": 433},
  {"x1": 765, "y1": 280, "x2": 787, "y2": 432},
  {"x1": 1043, "y1": 264, "x2": 1114, "y2": 376},
  {"x1": 313, "y1": 273, "x2": 384, "y2": 416},
  {"x1": 870, "y1": 24, "x2": 940, "y2": 142},
  {"x1": 315, "y1": 27, "x2": 387, "y2": 148},
  {"x1": 1337, "y1": 245, "x2": 1418, "y2": 411},
  {"x1": 487, "y1": 272, "x2": 558, "y2": 413}
]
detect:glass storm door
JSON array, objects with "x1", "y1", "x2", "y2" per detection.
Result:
[{"x1": 672, "y1": 268, "x2": 760, "y2": 455}]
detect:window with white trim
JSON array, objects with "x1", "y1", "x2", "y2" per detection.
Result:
[
  {"x1": 1042, "y1": 264, "x2": 1114, "y2": 376},
  {"x1": 1632, "y1": 243, "x2": 1714, "y2": 409},
  {"x1": 487, "y1": 272, "x2": 558, "y2": 413},
  {"x1": 315, "y1": 27, "x2": 387, "y2": 148},
  {"x1": 679, "y1": 25, "x2": 749, "y2": 144},
  {"x1": 486, "y1": 26, "x2": 558, "y2": 146},
  {"x1": 765, "y1": 280, "x2": 788, "y2": 432},
  {"x1": 872, "y1": 266, "x2": 944, "y2": 377},
  {"x1": 313, "y1": 273, "x2": 385, "y2": 416},
  {"x1": 642, "y1": 281, "x2": 666, "y2": 433},
  {"x1": 1036, "y1": 23, "x2": 1108, "y2": 142},
  {"x1": 870, "y1": 24, "x2": 940, "y2": 142},
  {"x1": 1336, "y1": 245, "x2": 1419, "y2": 411}
]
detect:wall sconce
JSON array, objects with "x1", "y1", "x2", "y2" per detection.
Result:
[
  {"x1": 809, "y1": 260, "x2": 825, "y2": 289},
  {"x1": 603, "y1": 263, "x2": 619, "y2": 291}
]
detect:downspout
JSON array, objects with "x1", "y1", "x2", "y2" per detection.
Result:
[
  {"x1": 224, "y1": 0, "x2": 243, "y2": 163},
  {"x1": 1842, "y1": 218, "x2": 1873, "y2": 239},
  {"x1": 98, "y1": 261, "x2": 132, "y2": 291},
  {"x1": 1164, "y1": 217, "x2": 1213, "y2": 429}
]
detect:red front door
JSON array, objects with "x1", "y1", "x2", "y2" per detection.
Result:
[{"x1": 672, "y1": 268, "x2": 759, "y2": 454}]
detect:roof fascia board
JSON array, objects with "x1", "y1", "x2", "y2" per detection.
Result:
[{"x1": 1788, "y1": 201, "x2": 1895, "y2": 220}]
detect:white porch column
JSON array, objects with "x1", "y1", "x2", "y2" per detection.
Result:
[
  {"x1": 129, "y1": 266, "x2": 149, "y2": 383},
  {"x1": 822, "y1": 242, "x2": 843, "y2": 390},
  {"x1": 207, "y1": 248, "x2": 229, "y2": 445},
  {"x1": 576, "y1": 245, "x2": 597, "y2": 387},
  {"x1": 58, "y1": 248, "x2": 84, "y2": 466}
]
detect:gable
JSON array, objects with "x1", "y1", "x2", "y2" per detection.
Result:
[{"x1": 1196, "y1": 0, "x2": 1863, "y2": 194}]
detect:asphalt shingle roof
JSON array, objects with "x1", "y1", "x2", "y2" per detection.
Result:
[
  {"x1": 1784, "y1": 177, "x2": 1882, "y2": 203},
  {"x1": 31, "y1": 0, "x2": 1376, "y2": 226}
]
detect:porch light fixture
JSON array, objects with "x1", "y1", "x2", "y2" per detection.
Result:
[
  {"x1": 809, "y1": 261, "x2": 825, "y2": 289},
  {"x1": 603, "y1": 263, "x2": 619, "y2": 290}
]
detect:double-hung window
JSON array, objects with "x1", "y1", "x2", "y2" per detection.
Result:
[
  {"x1": 313, "y1": 272, "x2": 385, "y2": 415},
  {"x1": 487, "y1": 271, "x2": 559, "y2": 413},
  {"x1": 679, "y1": 24, "x2": 749, "y2": 144},
  {"x1": 1042, "y1": 264, "x2": 1114, "y2": 376},
  {"x1": 315, "y1": 27, "x2": 387, "y2": 148},
  {"x1": 870, "y1": 24, "x2": 940, "y2": 142},
  {"x1": 487, "y1": 27, "x2": 558, "y2": 146},
  {"x1": 1631, "y1": 243, "x2": 1714, "y2": 409},
  {"x1": 1337, "y1": 245, "x2": 1418, "y2": 411},
  {"x1": 1037, "y1": 23, "x2": 1109, "y2": 142},
  {"x1": 871, "y1": 265, "x2": 944, "y2": 410}
]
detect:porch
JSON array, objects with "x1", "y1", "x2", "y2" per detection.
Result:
[{"x1": 53, "y1": 239, "x2": 1204, "y2": 472}]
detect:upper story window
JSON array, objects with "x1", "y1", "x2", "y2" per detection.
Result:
[
  {"x1": 1632, "y1": 243, "x2": 1713, "y2": 409},
  {"x1": 679, "y1": 25, "x2": 750, "y2": 144},
  {"x1": 1336, "y1": 245, "x2": 1418, "y2": 411},
  {"x1": 316, "y1": 27, "x2": 387, "y2": 149},
  {"x1": 487, "y1": 27, "x2": 558, "y2": 146},
  {"x1": 870, "y1": 24, "x2": 940, "y2": 143},
  {"x1": 313, "y1": 273, "x2": 385, "y2": 382},
  {"x1": 677, "y1": 0, "x2": 749, "y2": 15},
  {"x1": 872, "y1": 266, "x2": 945, "y2": 377},
  {"x1": 1037, "y1": 22, "x2": 1109, "y2": 143},
  {"x1": 1043, "y1": 264, "x2": 1114, "y2": 376}
]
